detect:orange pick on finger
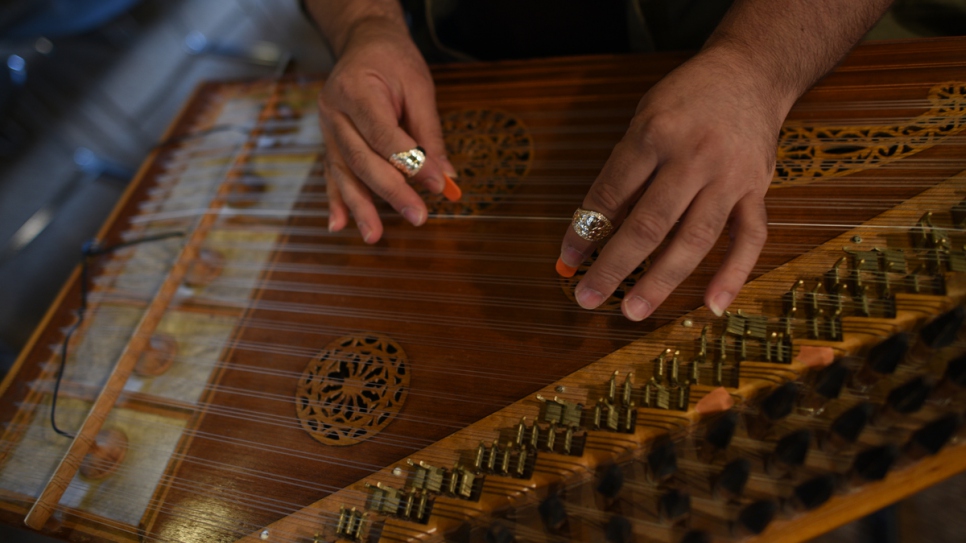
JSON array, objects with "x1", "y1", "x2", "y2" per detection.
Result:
[
  {"x1": 556, "y1": 257, "x2": 578, "y2": 278},
  {"x1": 442, "y1": 174, "x2": 462, "y2": 202}
]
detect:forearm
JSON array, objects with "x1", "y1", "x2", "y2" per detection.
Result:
[
  {"x1": 705, "y1": 0, "x2": 894, "y2": 113},
  {"x1": 302, "y1": 0, "x2": 409, "y2": 58}
]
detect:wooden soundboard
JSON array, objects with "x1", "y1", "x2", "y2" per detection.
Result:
[{"x1": 1, "y1": 36, "x2": 965, "y2": 543}]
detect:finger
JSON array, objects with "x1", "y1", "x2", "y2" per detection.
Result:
[
  {"x1": 325, "y1": 166, "x2": 349, "y2": 233},
  {"x1": 558, "y1": 138, "x2": 659, "y2": 273},
  {"x1": 342, "y1": 88, "x2": 452, "y2": 198},
  {"x1": 402, "y1": 78, "x2": 459, "y2": 182},
  {"x1": 704, "y1": 194, "x2": 768, "y2": 316},
  {"x1": 329, "y1": 111, "x2": 429, "y2": 228},
  {"x1": 573, "y1": 161, "x2": 700, "y2": 310},
  {"x1": 620, "y1": 188, "x2": 733, "y2": 321},
  {"x1": 324, "y1": 138, "x2": 384, "y2": 244}
]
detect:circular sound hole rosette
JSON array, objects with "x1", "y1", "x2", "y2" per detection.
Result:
[
  {"x1": 427, "y1": 108, "x2": 534, "y2": 215},
  {"x1": 296, "y1": 334, "x2": 410, "y2": 446}
]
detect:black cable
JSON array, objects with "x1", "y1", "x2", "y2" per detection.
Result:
[{"x1": 50, "y1": 231, "x2": 185, "y2": 439}]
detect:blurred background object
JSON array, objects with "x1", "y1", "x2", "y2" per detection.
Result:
[{"x1": 0, "y1": 0, "x2": 331, "y2": 383}]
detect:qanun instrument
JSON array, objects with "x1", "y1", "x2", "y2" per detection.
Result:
[{"x1": 1, "y1": 36, "x2": 966, "y2": 543}]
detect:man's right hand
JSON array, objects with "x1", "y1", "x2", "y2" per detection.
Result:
[{"x1": 310, "y1": 3, "x2": 458, "y2": 242}]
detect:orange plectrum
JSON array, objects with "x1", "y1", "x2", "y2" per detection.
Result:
[
  {"x1": 695, "y1": 387, "x2": 735, "y2": 414},
  {"x1": 442, "y1": 174, "x2": 462, "y2": 202},
  {"x1": 795, "y1": 345, "x2": 835, "y2": 368},
  {"x1": 555, "y1": 257, "x2": 578, "y2": 278}
]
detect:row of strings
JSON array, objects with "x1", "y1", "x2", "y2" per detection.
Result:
[{"x1": 2, "y1": 75, "x2": 965, "y2": 543}]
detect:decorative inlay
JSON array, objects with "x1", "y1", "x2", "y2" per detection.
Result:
[
  {"x1": 134, "y1": 334, "x2": 178, "y2": 377},
  {"x1": 431, "y1": 109, "x2": 534, "y2": 214},
  {"x1": 775, "y1": 82, "x2": 966, "y2": 186},
  {"x1": 79, "y1": 429, "x2": 128, "y2": 481},
  {"x1": 561, "y1": 250, "x2": 650, "y2": 311},
  {"x1": 184, "y1": 248, "x2": 225, "y2": 287},
  {"x1": 296, "y1": 335, "x2": 410, "y2": 446}
]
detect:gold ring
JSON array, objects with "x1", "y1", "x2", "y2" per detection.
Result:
[
  {"x1": 388, "y1": 146, "x2": 426, "y2": 178},
  {"x1": 572, "y1": 208, "x2": 614, "y2": 241}
]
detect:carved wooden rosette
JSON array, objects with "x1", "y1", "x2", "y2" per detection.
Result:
[
  {"x1": 296, "y1": 335, "x2": 410, "y2": 446},
  {"x1": 428, "y1": 109, "x2": 534, "y2": 215}
]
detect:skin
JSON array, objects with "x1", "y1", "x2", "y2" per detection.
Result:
[{"x1": 306, "y1": 0, "x2": 894, "y2": 317}]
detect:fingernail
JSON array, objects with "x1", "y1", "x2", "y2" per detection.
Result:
[
  {"x1": 624, "y1": 295, "x2": 653, "y2": 321},
  {"x1": 575, "y1": 285, "x2": 604, "y2": 309},
  {"x1": 328, "y1": 218, "x2": 335, "y2": 233},
  {"x1": 442, "y1": 174, "x2": 462, "y2": 202},
  {"x1": 555, "y1": 257, "x2": 578, "y2": 278},
  {"x1": 359, "y1": 223, "x2": 374, "y2": 244},
  {"x1": 401, "y1": 206, "x2": 424, "y2": 226},
  {"x1": 709, "y1": 291, "x2": 734, "y2": 317}
]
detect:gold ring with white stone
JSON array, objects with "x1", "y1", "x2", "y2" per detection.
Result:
[
  {"x1": 572, "y1": 208, "x2": 614, "y2": 241},
  {"x1": 388, "y1": 146, "x2": 426, "y2": 178}
]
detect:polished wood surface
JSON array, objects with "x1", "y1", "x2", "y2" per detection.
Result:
[{"x1": 1, "y1": 37, "x2": 965, "y2": 543}]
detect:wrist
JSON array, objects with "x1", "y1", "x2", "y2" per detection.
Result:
[
  {"x1": 697, "y1": 40, "x2": 801, "y2": 121},
  {"x1": 303, "y1": 0, "x2": 410, "y2": 59},
  {"x1": 335, "y1": 15, "x2": 411, "y2": 58}
]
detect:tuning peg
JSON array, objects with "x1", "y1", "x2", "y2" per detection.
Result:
[
  {"x1": 919, "y1": 306, "x2": 965, "y2": 350},
  {"x1": 734, "y1": 499, "x2": 777, "y2": 537},
  {"x1": 680, "y1": 530, "x2": 712, "y2": 543},
  {"x1": 713, "y1": 458, "x2": 751, "y2": 501},
  {"x1": 852, "y1": 333, "x2": 910, "y2": 389},
  {"x1": 658, "y1": 488, "x2": 690, "y2": 525},
  {"x1": 604, "y1": 516, "x2": 633, "y2": 543},
  {"x1": 747, "y1": 382, "x2": 799, "y2": 438},
  {"x1": 787, "y1": 474, "x2": 837, "y2": 512},
  {"x1": 699, "y1": 410, "x2": 739, "y2": 462},
  {"x1": 823, "y1": 402, "x2": 875, "y2": 452},
  {"x1": 799, "y1": 360, "x2": 850, "y2": 414},
  {"x1": 876, "y1": 375, "x2": 935, "y2": 427},
  {"x1": 767, "y1": 429, "x2": 812, "y2": 477},
  {"x1": 929, "y1": 352, "x2": 966, "y2": 404},
  {"x1": 904, "y1": 413, "x2": 963, "y2": 461},
  {"x1": 538, "y1": 493, "x2": 569, "y2": 533},
  {"x1": 596, "y1": 464, "x2": 624, "y2": 499},
  {"x1": 850, "y1": 444, "x2": 900, "y2": 483},
  {"x1": 647, "y1": 440, "x2": 678, "y2": 484},
  {"x1": 485, "y1": 522, "x2": 515, "y2": 543}
]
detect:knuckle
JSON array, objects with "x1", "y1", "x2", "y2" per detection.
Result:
[
  {"x1": 623, "y1": 213, "x2": 666, "y2": 250},
  {"x1": 744, "y1": 221, "x2": 768, "y2": 247},
  {"x1": 678, "y1": 220, "x2": 721, "y2": 252},
  {"x1": 589, "y1": 178, "x2": 625, "y2": 215},
  {"x1": 342, "y1": 146, "x2": 371, "y2": 175},
  {"x1": 632, "y1": 112, "x2": 675, "y2": 147},
  {"x1": 589, "y1": 265, "x2": 628, "y2": 292},
  {"x1": 368, "y1": 129, "x2": 396, "y2": 155}
]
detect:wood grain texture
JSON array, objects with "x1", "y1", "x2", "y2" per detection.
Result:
[{"x1": 1, "y1": 37, "x2": 965, "y2": 543}]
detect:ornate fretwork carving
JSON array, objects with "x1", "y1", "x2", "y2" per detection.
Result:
[
  {"x1": 775, "y1": 82, "x2": 966, "y2": 186},
  {"x1": 296, "y1": 334, "x2": 409, "y2": 446},
  {"x1": 431, "y1": 108, "x2": 534, "y2": 215}
]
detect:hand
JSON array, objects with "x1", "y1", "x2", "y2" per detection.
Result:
[
  {"x1": 317, "y1": 22, "x2": 459, "y2": 243},
  {"x1": 558, "y1": 45, "x2": 795, "y2": 321}
]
